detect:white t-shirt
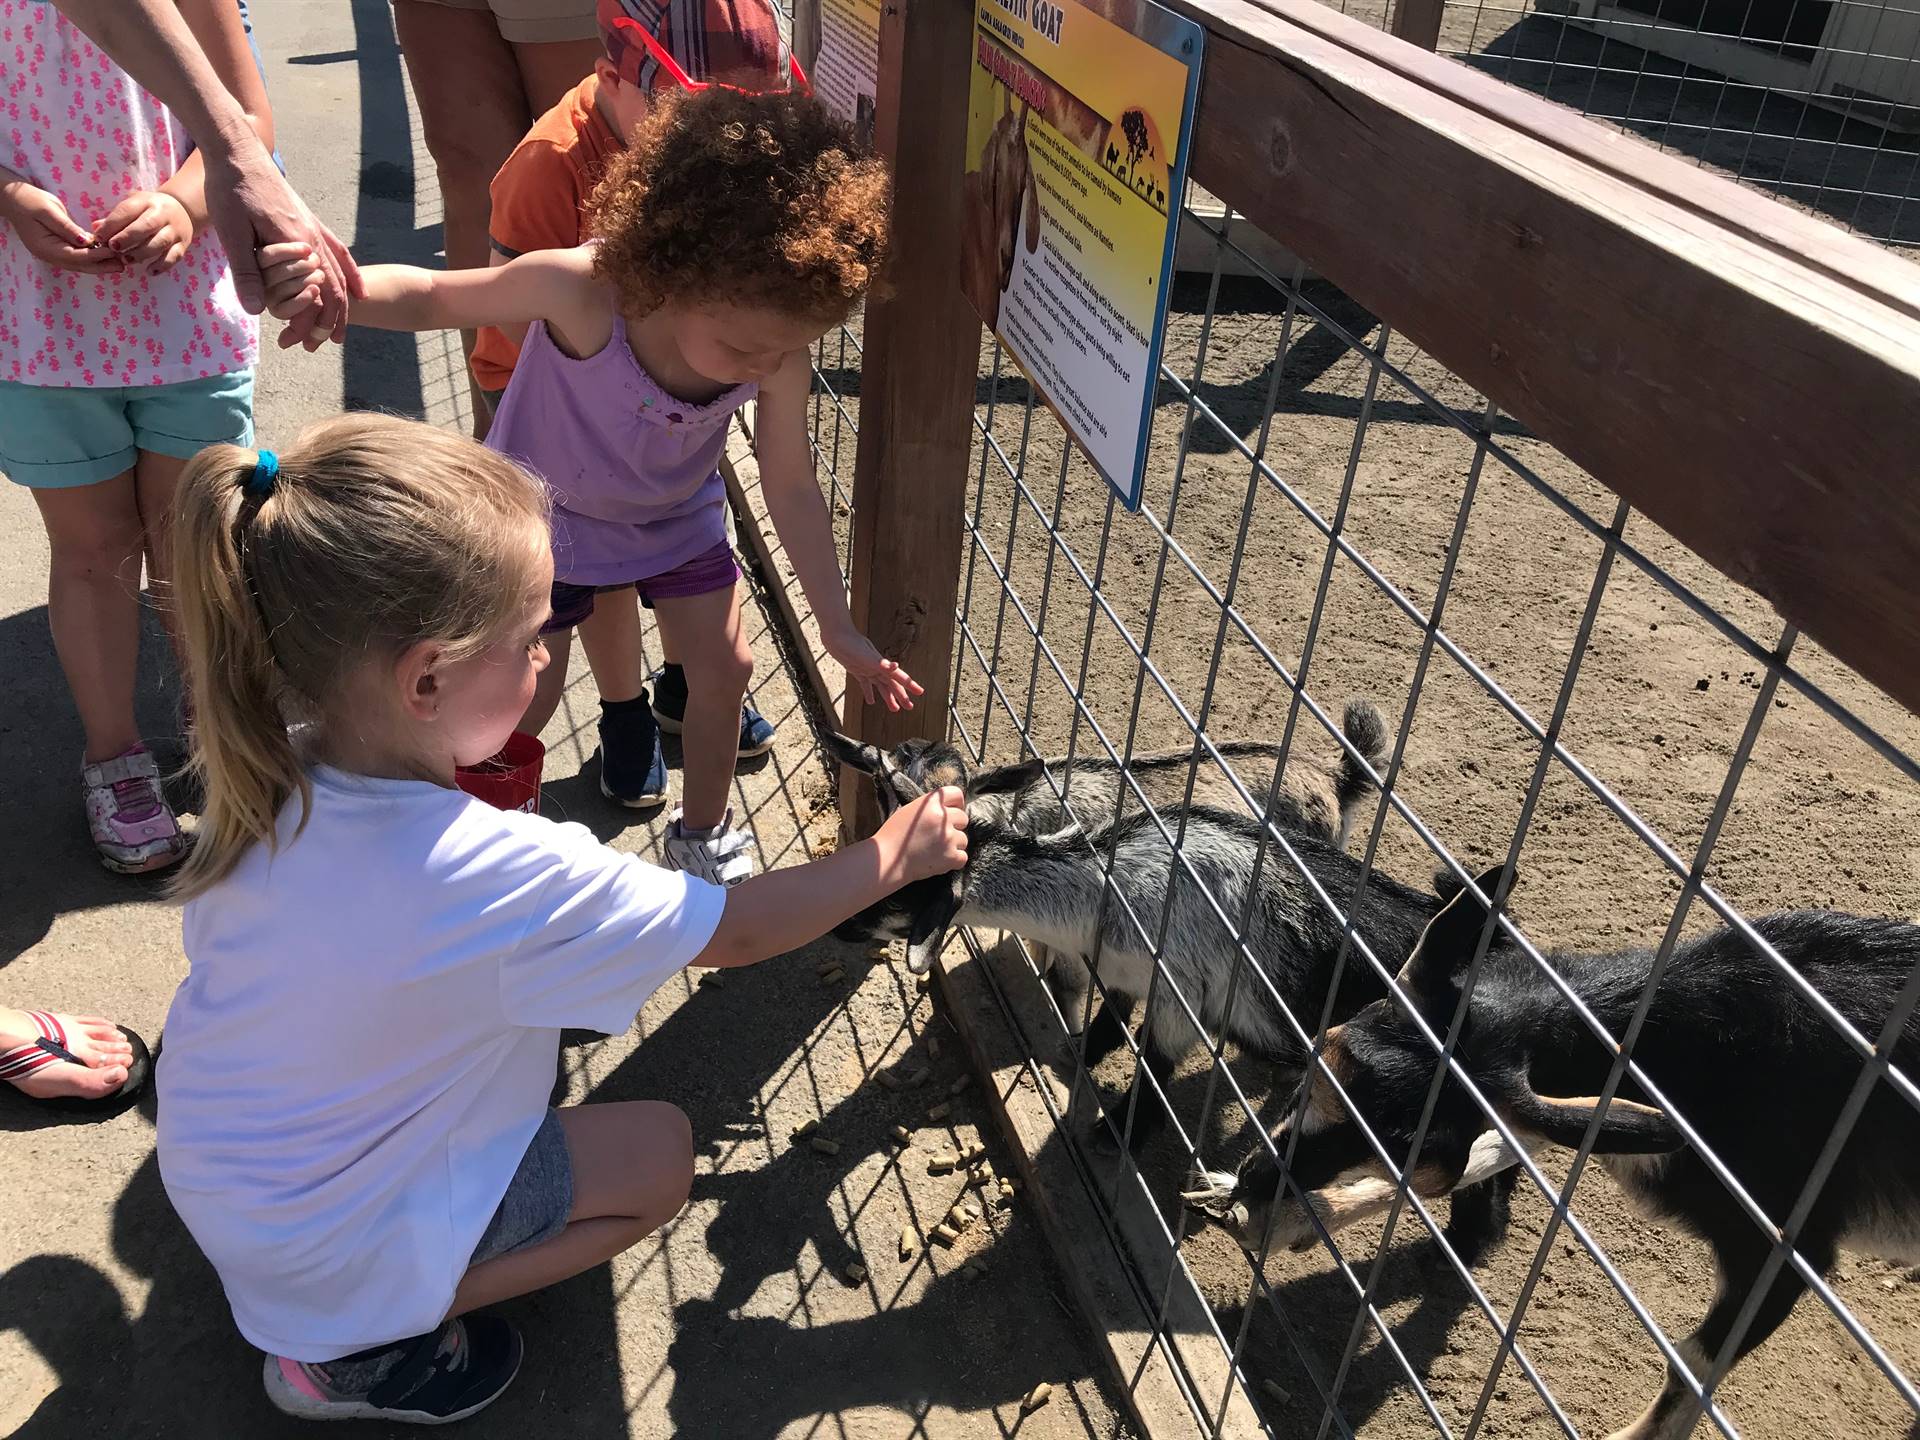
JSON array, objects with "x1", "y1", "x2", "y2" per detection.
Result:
[{"x1": 156, "y1": 767, "x2": 724, "y2": 1361}]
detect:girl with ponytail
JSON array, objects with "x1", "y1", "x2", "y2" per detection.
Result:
[{"x1": 158, "y1": 413, "x2": 968, "y2": 1423}]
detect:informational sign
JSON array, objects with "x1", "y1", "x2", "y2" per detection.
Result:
[
  {"x1": 809, "y1": 0, "x2": 881, "y2": 149},
  {"x1": 960, "y1": 0, "x2": 1202, "y2": 510}
]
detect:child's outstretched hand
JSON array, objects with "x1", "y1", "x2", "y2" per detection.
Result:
[
  {"x1": 826, "y1": 627, "x2": 926, "y2": 713},
  {"x1": 878, "y1": 786, "x2": 969, "y2": 887},
  {"x1": 92, "y1": 190, "x2": 193, "y2": 275}
]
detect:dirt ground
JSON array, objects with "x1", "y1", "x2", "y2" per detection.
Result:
[
  {"x1": 0, "y1": 4, "x2": 1133, "y2": 1437},
  {"x1": 812, "y1": 266, "x2": 1920, "y2": 1439}
]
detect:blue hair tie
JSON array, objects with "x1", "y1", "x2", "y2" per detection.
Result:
[{"x1": 246, "y1": 449, "x2": 278, "y2": 499}]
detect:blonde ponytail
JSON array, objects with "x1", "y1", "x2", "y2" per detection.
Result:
[{"x1": 170, "y1": 414, "x2": 549, "y2": 900}]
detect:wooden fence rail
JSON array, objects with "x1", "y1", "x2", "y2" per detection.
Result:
[{"x1": 837, "y1": 0, "x2": 1920, "y2": 791}]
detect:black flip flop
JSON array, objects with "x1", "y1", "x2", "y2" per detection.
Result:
[{"x1": 0, "y1": 1020, "x2": 152, "y2": 1116}]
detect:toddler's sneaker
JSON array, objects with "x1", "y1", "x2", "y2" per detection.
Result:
[
  {"x1": 264, "y1": 1314, "x2": 522, "y2": 1425},
  {"x1": 82, "y1": 744, "x2": 187, "y2": 874},
  {"x1": 598, "y1": 695, "x2": 668, "y2": 808},
  {"x1": 663, "y1": 808, "x2": 757, "y2": 886},
  {"x1": 650, "y1": 663, "x2": 778, "y2": 758}
]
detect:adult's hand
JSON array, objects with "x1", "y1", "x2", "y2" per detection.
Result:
[{"x1": 204, "y1": 133, "x2": 361, "y2": 350}]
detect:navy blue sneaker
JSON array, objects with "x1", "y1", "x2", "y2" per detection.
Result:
[
  {"x1": 651, "y1": 664, "x2": 778, "y2": 758},
  {"x1": 265, "y1": 1314, "x2": 523, "y2": 1424},
  {"x1": 598, "y1": 695, "x2": 668, "y2": 808}
]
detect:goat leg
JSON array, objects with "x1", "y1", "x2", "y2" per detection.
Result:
[
  {"x1": 1437, "y1": 1166, "x2": 1519, "y2": 1269},
  {"x1": 1608, "y1": 1232, "x2": 1821, "y2": 1440},
  {"x1": 1068, "y1": 992, "x2": 1136, "y2": 1071}
]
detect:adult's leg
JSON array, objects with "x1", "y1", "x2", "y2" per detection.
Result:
[
  {"x1": 509, "y1": 35, "x2": 604, "y2": 115},
  {"x1": 32, "y1": 473, "x2": 146, "y2": 762},
  {"x1": 391, "y1": 2, "x2": 532, "y2": 436},
  {"x1": 450, "y1": 1101, "x2": 693, "y2": 1314},
  {"x1": 575, "y1": 590, "x2": 646, "y2": 706},
  {"x1": 652, "y1": 584, "x2": 753, "y2": 830},
  {"x1": 517, "y1": 625, "x2": 574, "y2": 737}
]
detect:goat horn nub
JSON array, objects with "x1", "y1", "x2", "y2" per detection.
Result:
[{"x1": 1180, "y1": 1167, "x2": 1240, "y2": 1215}]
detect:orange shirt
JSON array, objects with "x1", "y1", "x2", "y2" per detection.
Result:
[{"x1": 470, "y1": 73, "x2": 624, "y2": 392}]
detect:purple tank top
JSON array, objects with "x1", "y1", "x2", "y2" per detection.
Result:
[{"x1": 486, "y1": 316, "x2": 757, "y2": 586}]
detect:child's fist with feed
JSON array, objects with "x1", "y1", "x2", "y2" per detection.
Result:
[{"x1": 880, "y1": 785, "x2": 970, "y2": 885}]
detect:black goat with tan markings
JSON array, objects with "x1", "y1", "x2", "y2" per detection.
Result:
[{"x1": 1184, "y1": 866, "x2": 1920, "y2": 1440}]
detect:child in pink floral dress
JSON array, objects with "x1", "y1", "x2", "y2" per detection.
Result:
[{"x1": 0, "y1": 0, "x2": 272, "y2": 873}]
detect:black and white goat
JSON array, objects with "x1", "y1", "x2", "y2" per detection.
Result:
[
  {"x1": 825, "y1": 705, "x2": 1486, "y2": 1157},
  {"x1": 1184, "y1": 867, "x2": 1920, "y2": 1440}
]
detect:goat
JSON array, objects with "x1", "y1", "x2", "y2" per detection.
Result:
[
  {"x1": 1183, "y1": 866, "x2": 1920, "y2": 1440},
  {"x1": 824, "y1": 705, "x2": 1499, "y2": 1168},
  {"x1": 829, "y1": 698, "x2": 1390, "y2": 972},
  {"x1": 906, "y1": 702, "x2": 1391, "y2": 1059}
]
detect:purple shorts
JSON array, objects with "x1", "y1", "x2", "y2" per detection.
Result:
[{"x1": 544, "y1": 540, "x2": 740, "y2": 634}]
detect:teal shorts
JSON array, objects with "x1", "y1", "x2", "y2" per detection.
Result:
[{"x1": 0, "y1": 371, "x2": 255, "y2": 489}]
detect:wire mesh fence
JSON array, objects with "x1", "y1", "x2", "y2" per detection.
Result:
[
  {"x1": 794, "y1": 174, "x2": 1920, "y2": 1435},
  {"x1": 1331, "y1": 0, "x2": 1920, "y2": 248}
]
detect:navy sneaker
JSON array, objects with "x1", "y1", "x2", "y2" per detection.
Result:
[
  {"x1": 598, "y1": 695, "x2": 668, "y2": 808},
  {"x1": 264, "y1": 1314, "x2": 523, "y2": 1424},
  {"x1": 651, "y1": 663, "x2": 778, "y2": 758}
]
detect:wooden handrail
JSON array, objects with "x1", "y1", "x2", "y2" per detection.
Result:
[{"x1": 1112, "y1": 0, "x2": 1920, "y2": 714}]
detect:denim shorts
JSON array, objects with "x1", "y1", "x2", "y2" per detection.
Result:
[
  {"x1": 0, "y1": 372, "x2": 255, "y2": 488},
  {"x1": 470, "y1": 1108, "x2": 574, "y2": 1264},
  {"x1": 543, "y1": 540, "x2": 741, "y2": 634}
]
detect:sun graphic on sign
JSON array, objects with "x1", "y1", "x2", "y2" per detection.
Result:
[{"x1": 1103, "y1": 104, "x2": 1171, "y2": 213}]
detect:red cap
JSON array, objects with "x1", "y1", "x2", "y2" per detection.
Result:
[{"x1": 597, "y1": 0, "x2": 792, "y2": 94}]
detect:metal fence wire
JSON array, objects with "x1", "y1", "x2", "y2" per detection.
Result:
[
  {"x1": 1344, "y1": 0, "x2": 1920, "y2": 248},
  {"x1": 794, "y1": 183, "x2": 1920, "y2": 1439}
]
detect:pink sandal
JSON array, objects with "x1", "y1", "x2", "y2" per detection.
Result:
[{"x1": 0, "y1": 1010, "x2": 151, "y2": 1114}]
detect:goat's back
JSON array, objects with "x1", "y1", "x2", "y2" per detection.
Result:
[
  {"x1": 1008, "y1": 805, "x2": 1440, "y2": 1063},
  {"x1": 1515, "y1": 912, "x2": 1920, "y2": 1260}
]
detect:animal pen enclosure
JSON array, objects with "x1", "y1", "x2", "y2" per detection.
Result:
[
  {"x1": 740, "y1": 0, "x2": 1920, "y2": 1434},
  {"x1": 1347, "y1": 0, "x2": 1920, "y2": 249}
]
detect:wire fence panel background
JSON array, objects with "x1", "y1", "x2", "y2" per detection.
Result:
[
  {"x1": 1333, "y1": 0, "x2": 1920, "y2": 247},
  {"x1": 797, "y1": 190, "x2": 1920, "y2": 1433}
]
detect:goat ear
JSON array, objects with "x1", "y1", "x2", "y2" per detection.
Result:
[
  {"x1": 1504, "y1": 1092, "x2": 1682, "y2": 1155},
  {"x1": 823, "y1": 731, "x2": 885, "y2": 775},
  {"x1": 1397, "y1": 863, "x2": 1513, "y2": 1000}
]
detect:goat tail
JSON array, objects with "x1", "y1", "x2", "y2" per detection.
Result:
[{"x1": 1336, "y1": 699, "x2": 1390, "y2": 812}]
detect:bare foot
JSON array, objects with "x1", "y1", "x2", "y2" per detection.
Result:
[{"x1": 0, "y1": 1009, "x2": 134, "y2": 1101}]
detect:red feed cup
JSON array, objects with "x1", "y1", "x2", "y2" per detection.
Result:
[{"x1": 453, "y1": 731, "x2": 545, "y2": 815}]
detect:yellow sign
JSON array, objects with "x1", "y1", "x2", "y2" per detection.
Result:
[{"x1": 960, "y1": 0, "x2": 1201, "y2": 507}]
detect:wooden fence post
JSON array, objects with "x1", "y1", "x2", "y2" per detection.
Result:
[
  {"x1": 1390, "y1": 0, "x2": 1445, "y2": 50},
  {"x1": 839, "y1": 0, "x2": 980, "y2": 839}
]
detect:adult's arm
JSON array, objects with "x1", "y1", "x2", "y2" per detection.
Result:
[{"x1": 48, "y1": 0, "x2": 361, "y2": 348}]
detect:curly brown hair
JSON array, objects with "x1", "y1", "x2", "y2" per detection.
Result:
[{"x1": 588, "y1": 86, "x2": 891, "y2": 327}]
